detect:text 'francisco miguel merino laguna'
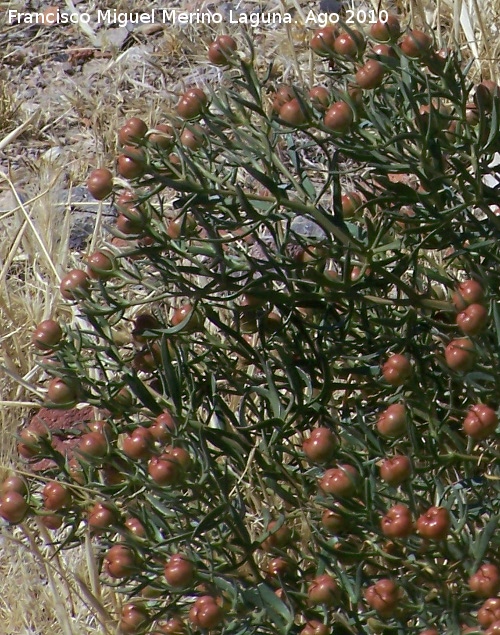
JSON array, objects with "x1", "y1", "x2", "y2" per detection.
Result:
[{"x1": 8, "y1": 8, "x2": 295, "y2": 26}]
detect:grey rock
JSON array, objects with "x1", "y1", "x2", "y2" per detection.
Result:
[
  {"x1": 319, "y1": 0, "x2": 342, "y2": 13},
  {"x1": 290, "y1": 216, "x2": 327, "y2": 240},
  {"x1": 94, "y1": 26, "x2": 130, "y2": 49},
  {"x1": 60, "y1": 186, "x2": 113, "y2": 250}
]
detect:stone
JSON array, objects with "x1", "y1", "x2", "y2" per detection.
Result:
[{"x1": 22, "y1": 406, "x2": 94, "y2": 472}]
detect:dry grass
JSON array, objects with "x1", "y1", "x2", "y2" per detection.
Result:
[{"x1": 0, "y1": 0, "x2": 499, "y2": 632}]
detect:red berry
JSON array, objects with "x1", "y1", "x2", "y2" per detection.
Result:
[
  {"x1": 307, "y1": 573, "x2": 340, "y2": 606},
  {"x1": 310, "y1": 26, "x2": 338, "y2": 55},
  {"x1": 42, "y1": 481, "x2": 71, "y2": 511},
  {"x1": 319, "y1": 464, "x2": 359, "y2": 498},
  {"x1": 381, "y1": 354, "x2": 412, "y2": 386},
  {"x1": 444, "y1": 338, "x2": 475, "y2": 372},
  {"x1": 376, "y1": 403, "x2": 407, "y2": 438},
  {"x1": 365, "y1": 578, "x2": 401, "y2": 617},
  {"x1": 469, "y1": 564, "x2": 500, "y2": 598},
  {"x1": 86, "y1": 250, "x2": 115, "y2": 280},
  {"x1": 208, "y1": 35, "x2": 237, "y2": 65},
  {"x1": 189, "y1": 596, "x2": 224, "y2": 629},
  {"x1": 370, "y1": 15, "x2": 401, "y2": 42},
  {"x1": 279, "y1": 98, "x2": 307, "y2": 126},
  {"x1": 416, "y1": 506, "x2": 450, "y2": 540},
  {"x1": 381, "y1": 503, "x2": 413, "y2": 539},
  {"x1": 334, "y1": 30, "x2": 365, "y2": 58},
  {"x1": 118, "y1": 117, "x2": 148, "y2": 146},
  {"x1": 324, "y1": 101, "x2": 354, "y2": 132},
  {"x1": 87, "y1": 168, "x2": 113, "y2": 200},
  {"x1": 46, "y1": 378, "x2": 78, "y2": 406},
  {"x1": 463, "y1": 404, "x2": 498, "y2": 440},
  {"x1": 0, "y1": 491, "x2": 28, "y2": 523},
  {"x1": 164, "y1": 554, "x2": 195, "y2": 588},
  {"x1": 77, "y1": 431, "x2": 108, "y2": 459},
  {"x1": 32, "y1": 319, "x2": 63, "y2": 350},
  {"x1": 400, "y1": 30, "x2": 433, "y2": 58},
  {"x1": 303, "y1": 427, "x2": 336, "y2": 463},
  {"x1": 60, "y1": 269, "x2": 90, "y2": 300},
  {"x1": 452, "y1": 279, "x2": 485, "y2": 310},
  {"x1": 355, "y1": 60, "x2": 385, "y2": 89},
  {"x1": 176, "y1": 88, "x2": 208, "y2": 119},
  {"x1": 456, "y1": 303, "x2": 489, "y2": 336},
  {"x1": 309, "y1": 86, "x2": 330, "y2": 112},
  {"x1": 379, "y1": 455, "x2": 412, "y2": 486}
]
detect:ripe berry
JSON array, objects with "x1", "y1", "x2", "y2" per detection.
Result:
[
  {"x1": 148, "y1": 454, "x2": 182, "y2": 485},
  {"x1": 0, "y1": 491, "x2": 28, "y2": 524},
  {"x1": 180, "y1": 125, "x2": 205, "y2": 150},
  {"x1": 119, "y1": 603, "x2": 149, "y2": 634},
  {"x1": 303, "y1": 427, "x2": 336, "y2": 463},
  {"x1": 307, "y1": 573, "x2": 340, "y2": 606},
  {"x1": 301, "y1": 620, "x2": 330, "y2": 635},
  {"x1": 125, "y1": 517, "x2": 146, "y2": 537},
  {"x1": 46, "y1": 378, "x2": 78, "y2": 406},
  {"x1": 272, "y1": 85, "x2": 295, "y2": 113},
  {"x1": 310, "y1": 26, "x2": 338, "y2": 55},
  {"x1": 319, "y1": 464, "x2": 359, "y2": 498},
  {"x1": 334, "y1": 30, "x2": 365, "y2": 58},
  {"x1": 117, "y1": 146, "x2": 146, "y2": 180},
  {"x1": 355, "y1": 60, "x2": 386, "y2": 89},
  {"x1": 261, "y1": 519, "x2": 292, "y2": 551},
  {"x1": 416, "y1": 506, "x2": 450, "y2": 540},
  {"x1": 60, "y1": 269, "x2": 90, "y2": 300},
  {"x1": 104, "y1": 544, "x2": 136, "y2": 578},
  {"x1": 32, "y1": 319, "x2": 63, "y2": 350},
  {"x1": 309, "y1": 86, "x2": 330, "y2": 112},
  {"x1": 118, "y1": 117, "x2": 148, "y2": 146},
  {"x1": 444, "y1": 338, "x2": 475, "y2": 372},
  {"x1": 176, "y1": 88, "x2": 208, "y2": 119},
  {"x1": 321, "y1": 509, "x2": 345, "y2": 533},
  {"x1": 381, "y1": 354, "x2": 412, "y2": 386},
  {"x1": 171, "y1": 303, "x2": 203, "y2": 332},
  {"x1": 370, "y1": 15, "x2": 401, "y2": 42},
  {"x1": 88, "y1": 502, "x2": 117, "y2": 530},
  {"x1": 42, "y1": 481, "x2": 72, "y2": 511},
  {"x1": 1, "y1": 475, "x2": 28, "y2": 496},
  {"x1": 153, "y1": 617, "x2": 186, "y2": 635},
  {"x1": 279, "y1": 99, "x2": 307, "y2": 126},
  {"x1": 478, "y1": 597, "x2": 500, "y2": 628},
  {"x1": 208, "y1": 35, "x2": 237, "y2": 65},
  {"x1": 462, "y1": 404, "x2": 498, "y2": 440},
  {"x1": 189, "y1": 596, "x2": 224, "y2": 630},
  {"x1": 164, "y1": 554, "x2": 195, "y2": 588},
  {"x1": 381, "y1": 503, "x2": 413, "y2": 538},
  {"x1": 77, "y1": 431, "x2": 108, "y2": 459},
  {"x1": 122, "y1": 427, "x2": 155, "y2": 460},
  {"x1": 456, "y1": 303, "x2": 489, "y2": 336},
  {"x1": 376, "y1": 403, "x2": 407, "y2": 438},
  {"x1": 364, "y1": 578, "x2": 401, "y2": 618},
  {"x1": 469, "y1": 563, "x2": 500, "y2": 598},
  {"x1": 324, "y1": 101, "x2": 354, "y2": 132},
  {"x1": 86, "y1": 250, "x2": 115, "y2": 280},
  {"x1": 150, "y1": 411, "x2": 176, "y2": 441},
  {"x1": 452, "y1": 280, "x2": 485, "y2": 310},
  {"x1": 379, "y1": 455, "x2": 412, "y2": 486},
  {"x1": 400, "y1": 29, "x2": 433, "y2": 58},
  {"x1": 87, "y1": 168, "x2": 113, "y2": 200},
  {"x1": 149, "y1": 123, "x2": 174, "y2": 150}
]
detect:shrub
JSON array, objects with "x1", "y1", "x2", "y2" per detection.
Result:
[{"x1": 11, "y1": 17, "x2": 500, "y2": 635}]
